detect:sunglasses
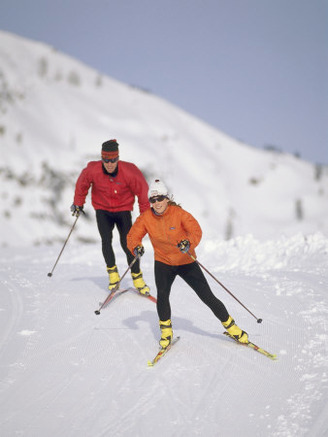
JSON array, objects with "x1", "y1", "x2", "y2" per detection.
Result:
[
  {"x1": 149, "y1": 195, "x2": 167, "y2": 204},
  {"x1": 102, "y1": 157, "x2": 119, "y2": 163}
]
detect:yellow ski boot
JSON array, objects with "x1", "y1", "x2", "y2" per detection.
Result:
[
  {"x1": 132, "y1": 271, "x2": 150, "y2": 295},
  {"x1": 107, "y1": 265, "x2": 120, "y2": 291},
  {"x1": 222, "y1": 316, "x2": 248, "y2": 344},
  {"x1": 159, "y1": 319, "x2": 173, "y2": 349}
]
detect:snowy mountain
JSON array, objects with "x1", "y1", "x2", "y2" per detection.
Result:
[{"x1": 1, "y1": 30, "x2": 327, "y2": 248}]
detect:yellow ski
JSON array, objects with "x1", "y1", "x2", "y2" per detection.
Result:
[
  {"x1": 147, "y1": 336, "x2": 181, "y2": 367},
  {"x1": 224, "y1": 332, "x2": 277, "y2": 360}
]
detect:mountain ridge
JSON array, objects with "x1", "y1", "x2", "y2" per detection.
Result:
[{"x1": 0, "y1": 30, "x2": 327, "y2": 247}]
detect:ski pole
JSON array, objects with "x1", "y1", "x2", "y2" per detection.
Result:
[
  {"x1": 187, "y1": 252, "x2": 262, "y2": 323},
  {"x1": 112, "y1": 253, "x2": 140, "y2": 292},
  {"x1": 47, "y1": 215, "x2": 80, "y2": 277},
  {"x1": 94, "y1": 254, "x2": 140, "y2": 315}
]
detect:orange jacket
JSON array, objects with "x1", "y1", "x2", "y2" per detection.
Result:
[{"x1": 127, "y1": 204, "x2": 202, "y2": 266}]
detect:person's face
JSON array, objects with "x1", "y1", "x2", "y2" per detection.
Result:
[
  {"x1": 102, "y1": 157, "x2": 119, "y2": 173},
  {"x1": 149, "y1": 195, "x2": 169, "y2": 215}
]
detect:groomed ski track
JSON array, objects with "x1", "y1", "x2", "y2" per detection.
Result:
[{"x1": 0, "y1": 236, "x2": 327, "y2": 437}]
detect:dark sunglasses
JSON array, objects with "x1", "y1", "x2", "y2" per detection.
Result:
[
  {"x1": 102, "y1": 157, "x2": 119, "y2": 163},
  {"x1": 149, "y1": 195, "x2": 167, "y2": 204}
]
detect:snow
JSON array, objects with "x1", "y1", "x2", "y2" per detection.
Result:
[
  {"x1": 1, "y1": 233, "x2": 328, "y2": 436},
  {"x1": 1, "y1": 30, "x2": 328, "y2": 436},
  {"x1": 1, "y1": 30, "x2": 328, "y2": 248}
]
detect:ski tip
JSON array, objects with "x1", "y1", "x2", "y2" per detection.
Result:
[{"x1": 147, "y1": 360, "x2": 154, "y2": 367}]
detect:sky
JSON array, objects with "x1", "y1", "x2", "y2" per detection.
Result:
[{"x1": 0, "y1": 0, "x2": 327, "y2": 165}]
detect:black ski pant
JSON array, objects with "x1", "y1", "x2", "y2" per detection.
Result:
[
  {"x1": 154, "y1": 260, "x2": 229, "y2": 323},
  {"x1": 96, "y1": 210, "x2": 140, "y2": 274}
]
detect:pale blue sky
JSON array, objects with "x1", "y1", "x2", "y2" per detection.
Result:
[{"x1": 1, "y1": 0, "x2": 327, "y2": 164}]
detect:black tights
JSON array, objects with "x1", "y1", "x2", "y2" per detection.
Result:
[
  {"x1": 154, "y1": 261, "x2": 229, "y2": 322},
  {"x1": 96, "y1": 210, "x2": 140, "y2": 274}
]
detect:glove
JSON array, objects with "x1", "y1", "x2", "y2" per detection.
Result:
[
  {"x1": 133, "y1": 245, "x2": 145, "y2": 257},
  {"x1": 178, "y1": 239, "x2": 190, "y2": 253},
  {"x1": 71, "y1": 204, "x2": 84, "y2": 217}
]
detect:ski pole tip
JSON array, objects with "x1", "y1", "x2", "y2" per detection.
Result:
[
  {"x1": 257, "y1": 318, "x2": 263, "y2": 324},
  {"x1": 94, "y1": 310, "x2": 100, "y2": 315},
  {"x1": 47, "y1": 272, "x2": 52, "y2": 277}
]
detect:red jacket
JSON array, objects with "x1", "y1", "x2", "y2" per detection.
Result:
[
  {"x1": 127, "y1": 204, "x2": 202, "y2": 266},
  {"x1": 73, "y1": 160, "x2": 150, "y2": 213}
]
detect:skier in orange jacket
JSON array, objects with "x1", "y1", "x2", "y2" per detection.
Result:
[{"x1": 127, "y1": 178, "x2": 248, "y2": 349}]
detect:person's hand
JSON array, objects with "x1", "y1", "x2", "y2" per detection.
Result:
[
  {"x1": 134, "y1": 245, "x2": 145, "y2": 257},
  {"x1": 178, "y1": 239, "x2": 190, "y2": 253},
  {"x1": 70, "y1": 204, "x2": 84, "y2": 217}
]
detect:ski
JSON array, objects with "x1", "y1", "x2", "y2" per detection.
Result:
[
  {"x1": 129, "y1": 287, "x2": 157, "y2": 303},
  {"x1": 94, "y1": 287, "x2": 156, "y2": 315},
  {"x1": 223, "y1": 331, "x2": 277, "y2": 360},
  {"x1": 94, "y1": 287, "x2": 129, "y2": 315},
  {"x1": 147, "y1": 336, "x2": 181, "y2": 367}
]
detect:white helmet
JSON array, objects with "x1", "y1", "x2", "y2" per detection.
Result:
[{"x1": 148, "y1": 178, "x2": 169, "y2": 199}]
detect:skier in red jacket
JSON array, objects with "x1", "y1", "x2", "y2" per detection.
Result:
[{"x1": 71, "y1": 139, "x2": 150, "y2": 294}]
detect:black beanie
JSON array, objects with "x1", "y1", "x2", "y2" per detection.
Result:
[{"x1": 102, "y1": 139, "x2": 119, "y2": 152}]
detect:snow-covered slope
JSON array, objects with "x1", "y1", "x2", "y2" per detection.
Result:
[
  {"x1": 1, "y1": 30, "x2": 327, "y2": 248},
  {"x1": 0, "y1": 234, "x2": 327, "y2": 436}
]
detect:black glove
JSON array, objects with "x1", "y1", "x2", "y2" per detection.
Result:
[
  {"x1": 70, "y1": 204, "x2": 84, "y2": 217},
  {"x1": 178, "y1": 239, "x2": 190, "y2": 253},
  {"x1": 134, "y1": 245, "x2": 145, "y2": 257}
]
